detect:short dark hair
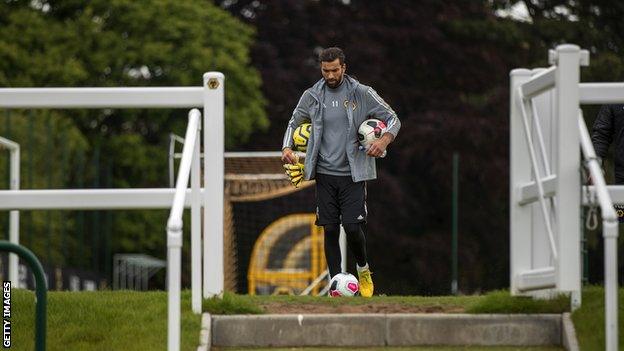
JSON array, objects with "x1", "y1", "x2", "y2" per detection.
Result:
[{"x1": 319, "y1": 47, "x2": 345, "y2": 65}]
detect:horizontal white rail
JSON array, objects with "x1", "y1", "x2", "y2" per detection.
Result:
[
  {"x1": 223, "y1": 151, "x2": 307, "y2": 158},
  {"x1": 520, "y1": 66, "x2": 556, "y2": 99},
  {"x1": 517, "y1": 175, "x2": 557, "y2": 205},
  {"x1": 0, "y1": 136, "x2": 19, "y2": 150},
  {"x1": 516, "y1": 267, "x2": 556, "y2": 292},
  {"x1": 583, "y1": 185, "x2": 624, "y2": 205},
  {"x1": 579, "y1": 83, "x2": 624, "y2": 104},
  {"x1": 0, "y1": 87, "x2": 203, "y2": 109},
  {"x1": 0, "y1": 188, "x2": 204, "y2": 210},
  {"x1": 224, "y1": 151, "x2": 282, "y2": 158}
]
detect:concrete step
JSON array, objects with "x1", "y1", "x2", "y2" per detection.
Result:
[{"x1": 209, "y1": 313, "x2": 567, "y2": 348}]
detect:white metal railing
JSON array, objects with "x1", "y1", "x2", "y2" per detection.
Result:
[
  {"x1": 0, "y1": 72, "x2": 226, "y2": 351},
  {"x1": 520, "y1": 66, "x2": 556, "y2": 99},
  {"x1": 0, "y1": 136, "x2": 19, "y2": 287},
  {"x1": 203, "y1": 73, "x2": 225, "y2": 300},
  {"x1": 0, "y1": 188, "x2": 200, "y2": 210},
  {"x1": 517, "y1": 83, "x2": 558, "y2": 261},
  {"x1": 579, "y1": 82, "x2": 624, "y2": 104},
  {"x1": 510, "y1": 45, "x2": 584, "y2": 301},
  {"x1": 578, "y1": 111, "x2": 619, "y2": 351},
  {"x1": 511, "y1": 44, "x2": 619, "y2": 351},
  {"x1": 166, "y1": 109, "x2": 201, "y2": 351},
  {"x1": 585, "y1": 185, "x2": 624, "y2": 204},
  {"x1": 0, "y1": 87, "x2": 203, "y2": 108}
]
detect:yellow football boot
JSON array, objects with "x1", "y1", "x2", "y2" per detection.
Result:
[{"x1": 357, "y1": 268, "x2": 374, "y2": 298}]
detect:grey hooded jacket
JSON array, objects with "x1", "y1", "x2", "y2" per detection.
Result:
[{"x1": 282, "y1": 75, "x2": 401, "y2": 182}]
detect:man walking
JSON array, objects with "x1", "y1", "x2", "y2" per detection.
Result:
[{"x1": 281, "y1": 47, "x2": 401, "y2": 297}]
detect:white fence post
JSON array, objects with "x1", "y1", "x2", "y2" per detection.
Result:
[
  {"x1": 553, "y1": 45, "x2": 581, "y2": 305},
  {"x1": 167, "y1": 109, "x2": 201, "y2": 351},
  {"x1": 166, "y1": 222, "x2": 182, "y2": 351},
  {"x1": 509, "y1": 69, "x2": 533, "y2": 295},
  {"x1": 9, "y1": 144, "x2": 19, "y2": 288},
  {"x1": 0, "y1": 137, "x2": 20, "y2": 288},
  {"x1": 604, "y1": 221, "x2": 619, "y2": 351},
  {"x1": 203, "y1": 72, "x2": 225, "y2": 297},
  {"x1": 191, "y1": 123, "x2": 202, "y2": 314}
]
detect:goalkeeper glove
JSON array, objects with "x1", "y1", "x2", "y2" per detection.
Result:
[{"x1": 283, "y1": 162, "x2": 305, "y2": 188}]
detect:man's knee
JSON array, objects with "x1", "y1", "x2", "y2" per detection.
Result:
[{"x1": 342, "y1": 222, "x2": 363, "y2": 236}]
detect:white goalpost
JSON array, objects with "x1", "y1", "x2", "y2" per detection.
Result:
[
  {"x1": 0, "y1": 72, "x2": 225, "y2": 351},
  {"x1": 510, "y1": 44, "x2": 619, "y2": 351}
]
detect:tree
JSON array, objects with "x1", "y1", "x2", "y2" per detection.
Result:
[
  {"x1": 215, "y1": 0, "x2": 537, "y2": 294},
  {"x1": 0, "y1": 0, "x2": 266, "y2": 285}
]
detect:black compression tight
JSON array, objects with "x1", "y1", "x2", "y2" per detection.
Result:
[
  {"x1": 343, "y1": 222, "x2": 368, "y2": 267},
  {"x1": 323, "y1": 222, "x2": 368, "y2": 278}
]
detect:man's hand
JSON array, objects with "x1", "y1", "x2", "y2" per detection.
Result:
[
  {"x1": 366, "y1": 133, "x2": 393, "y2": 158},
  {"x1": 283, "y1": 162, "x2": 305, "y2": 187},
  {"x1": 281, "y1": 147, "x2": 299, "y2": 164}
]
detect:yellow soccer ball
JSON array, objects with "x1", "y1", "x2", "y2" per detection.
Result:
[{"x1": 293, "y1": 123, "x2": 311, "y2": 152}]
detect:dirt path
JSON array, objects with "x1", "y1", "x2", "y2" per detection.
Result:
[{"x1": 258, "y1": 302, "x2": 466, "y2": 314}]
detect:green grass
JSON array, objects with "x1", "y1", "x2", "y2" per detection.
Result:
[
  {"x1": 202, "y1": 290, "x2": 569, "y2": 315},
  {"x1": 244, "y1": 293, "x2": 480, "y2": 307},
  {"x1": 214, "y1": 347, "x2": 563, "y2": 350},
  {"x1": 12, "y1": 289, "x2": 201, "y2": 351},
  {"x1": 466, "y1": 290, "x2": 570, "y2": 314},
  {"x1": 11, "y1": 286, "x2": 622, "y2": 350},
  {"x1": 571, "y1": 286, "x2": 624, "y2": 351},
  {"x1": 203, "y1": 291, "x2": 263, "y2": 314}
]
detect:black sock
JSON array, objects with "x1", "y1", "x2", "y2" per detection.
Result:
[
  {"x1": 343, "y1": 222, "x2": 368, "y2": 267},
  {"x1": 323, "y1": 223, "x2": 342, "y2": 278}
]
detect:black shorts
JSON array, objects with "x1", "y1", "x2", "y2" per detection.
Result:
[{"x1": 315, "y1": 173, "x2": 367, "y2": 226}]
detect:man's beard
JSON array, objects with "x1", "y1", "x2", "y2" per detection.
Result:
[{"x1": 325, "y1": 75, "x2": 343, "y2": 88}]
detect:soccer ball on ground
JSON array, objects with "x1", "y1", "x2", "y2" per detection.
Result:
[
  {"x1": 357, "y1": 118, "x2": 387, "y2": 148},
  {"x1": 293, "y1": 122, "x2": 311, "y2": 152},
  {"x1": 328, "y1": 272, "x2": 359, "y2": 297}
]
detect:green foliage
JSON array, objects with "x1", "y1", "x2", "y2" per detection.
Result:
[
  {"x1": 221, "y1": 348, "x2": 563, "y2": 351},
  {"x1": 0, "y1": 1, "x2": 266, "y2": 279},
  {"x1": 203, "y1": 291, "x2": 263, "y2": 315},
  {"x1": 216, "y1": 0, "x2": 624, "y2": 295},
  {"x1": 0, "y1": 1, "x2": 267, "y2": 145},
  {"x1": 0, "y1": 111, "x2": 89, "y2": 266},
  {"x1": 572, "y1": 286, "x2": 624, "y2": 351}
]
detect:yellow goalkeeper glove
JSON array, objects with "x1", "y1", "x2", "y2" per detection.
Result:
[{"x1": 283, "y1": 162, "x2": 305, "y2": 188}]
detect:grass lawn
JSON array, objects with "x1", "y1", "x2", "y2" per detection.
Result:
[
  {"x1": 202, "y1": 289, "x2": 570, "y2": 315},
  {"x1": 12, "y1": 289, "x2": 201, "y2": 351},
  {"x1": 213, "y1": 347, "x2": 563, "y2": 350},
  {"x1": 10, "y1": 286, "x2": 621, "y2": 350},
  {"x1": 572, "y1": 286, "x2": 624, "y2": 351}
]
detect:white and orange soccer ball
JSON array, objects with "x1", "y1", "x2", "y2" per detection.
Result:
[{"x1": 328, "y1": 272, "x2": 359, "y2": 297}]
